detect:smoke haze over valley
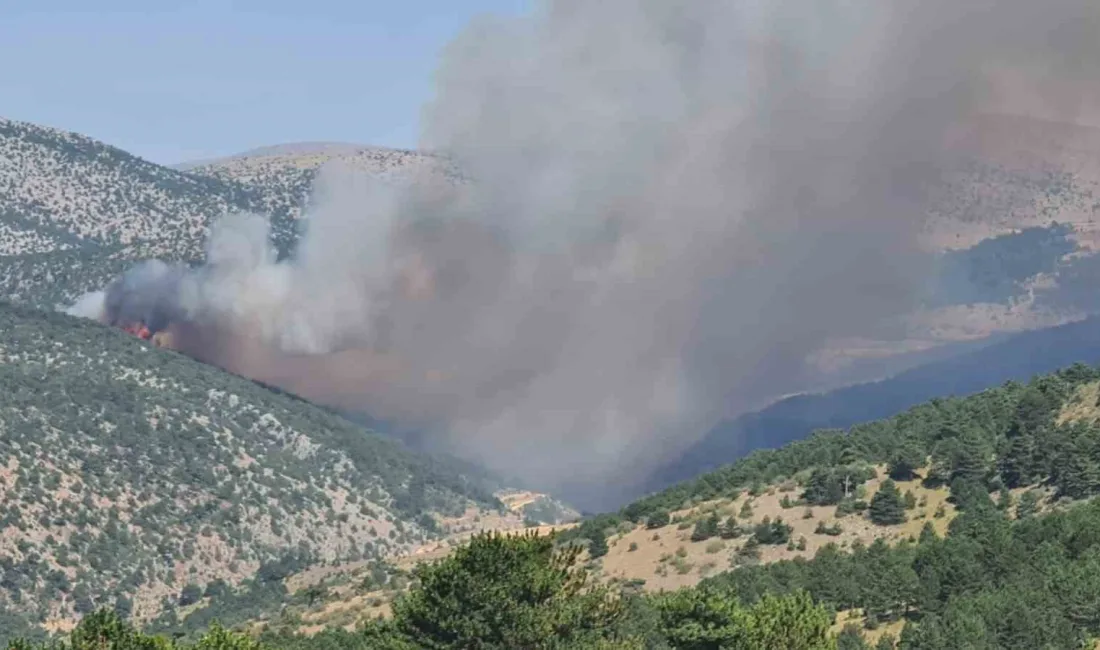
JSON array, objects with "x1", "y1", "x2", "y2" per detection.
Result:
[
  {"x1": 15, "y1": 2, "x2": 1100, "y2": 643},
  {"x1": 64, "y1": 0, "x2": 1100, "y2": 501}
]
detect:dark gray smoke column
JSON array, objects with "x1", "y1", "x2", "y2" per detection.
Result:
[{"x1": 69, "y1": 0, "x2": 1100, "y2": 505}]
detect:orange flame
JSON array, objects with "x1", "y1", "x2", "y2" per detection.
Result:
[{"x1": 119, "y1": 321, "x2": 152, "y2": 340}]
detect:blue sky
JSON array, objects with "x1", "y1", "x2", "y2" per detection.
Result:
[{"x1": 1, "y1": 0, "x2": 530, "y2": 165}]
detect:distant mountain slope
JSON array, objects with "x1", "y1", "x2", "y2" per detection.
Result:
[
  {"x1": 645, "y1": 314, "x2": 1100, "y2": 494},
  {"x1": 172, "y1": 142, "x2": 372, "y2": 170},
  {"x1": 926, "y1": 113, "x2": 1100, "y2": 249},
  {"x1": 0, "y1": 302, "x2": 502, "y2": 635},
  {"x1": 0, "y1": 117, "x2": 272, "y2": 309},
  {"x1": 0, "y1": 117, "x2": 259, "y2": 258},
  {"x1": 3, "y1": 114, "x2": 1098, "y2": 320},
  {"x1": 182, "y1": 143, "x2": 462, "y2": 227}
]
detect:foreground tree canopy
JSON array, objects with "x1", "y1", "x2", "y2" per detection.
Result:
[{"x1": 8, "y1": 531, "x2": 835, "y2": 650}]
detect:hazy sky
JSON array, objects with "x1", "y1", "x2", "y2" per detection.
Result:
[{"x1": 1, "y1": 0, "x2": 530, "y2": 165}]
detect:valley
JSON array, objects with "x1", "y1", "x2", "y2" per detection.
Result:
[
  {"x1": 170, "y1": 363, "x2": 1100, "y2": 648},
  {"x1": 5, "y1": 108, "x2": 1100, "y2": 648}
]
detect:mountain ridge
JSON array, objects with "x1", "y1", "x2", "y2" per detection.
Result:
[{"x1": 645, "y1": 313, "x2": 1100, "y2": 494}]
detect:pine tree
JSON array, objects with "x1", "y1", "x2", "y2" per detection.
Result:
[
  {"x1": 951, "y1": 432, "x2": 990, "y2": 484},
  {"x1": 869, "y1": 480, "x2": 906, "y2": 526},
  {"x1": 1015, "y1": 490, "x2": 1041, "y2": 519},
  {"x1": 888, "y1": 443, "x2": 924, "y2": 481},
  {"x1": 1015, "y1": 385, "x2": 1057, "y2": 435},
  {"x1": 691, "y1": 513, "x2": 721, "y2": 542},
  {"x1": 863, "y1": 539, "x2": 918, "y2": 622},
  {"x1": 753, "y1": 517, "x2": 793, "y2": 545},
  {"x1": 803, "y1": 468, "x2": 844, "y2": 506},
  {"x1": 393, "y1": 531, "x2": 631, "y2": 648},
  {"x1": 720, "y1": 516, "x2": 742, "y2": 540},
  {"x1": 918, "y1": 521, "x2": 938, "y2": 544},
  {"x1": 588, "y1": 533, "x2": 609, "y2": 559},
  {"x1": 1058, "y1": 454, "x2": 1100, "y2": 499},
  {"x1": 949, "y1": 478, "x2": 994, "y2": 511},
  {"x1": 655, "y1": 589, "x2": 835, "y2": 650},
  {"x1": 836, "y1": 624, "x2": 870, "y2": 650},
  {"x1": 999, "y1": 433, "x2": 1038, "y2": 488}
]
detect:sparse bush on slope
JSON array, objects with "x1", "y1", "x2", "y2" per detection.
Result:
[
  {"x1": 0, "y1": 302, "x2": 501, "y2": 638},
  {"x1": 598, "y1": 363, "x2": 1100, "y2": 533}
]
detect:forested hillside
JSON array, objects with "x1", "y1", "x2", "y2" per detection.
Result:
[
  {"x1": 0, "y1": 303, "x2": 502, "y2": 640},
  {"x1": 615, "y1": 362, "x2": 1098, "y2": 528},
  {"x1": 18, "y1": 362, "x2": 1100, "y2": 648},
  {"x1": 551, "y1": 362, "x2": 1100, "y2": 646}
]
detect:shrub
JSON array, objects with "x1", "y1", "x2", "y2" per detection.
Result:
[
  {"x1": 646, "y1": 510, "x2": 670, "y2": 529},
  {"x1": 752, "y1": 517, "x2": 793, "y2": 545}
]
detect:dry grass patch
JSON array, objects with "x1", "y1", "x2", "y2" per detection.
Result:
[
  {"x1": 596, "y1": 466, "x2": 957, "y2": 593},
  {"x1": 831, "y1": 609, "x2": 906, "y2": 646},
  {"x1": 265, "y1": 469, "x2": 961, "y2": 634},
  {"x1": 1058, "y1": 380, "x2": 1100, "y2": 426}
]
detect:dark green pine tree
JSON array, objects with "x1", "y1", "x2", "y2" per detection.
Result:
[
  {"x1": 691, "y1": 512, "x2": 721, "y2": 542},
  {"x1": 949, "y1": 478, "x2": 994, "y2": 512},
  {"x1": 999, "y1": 433, "x2": 1039, "y2": 489},
  {"x1": 1015, "y1": 490, "x2": 1041, "y2": 519},
  {"x1": 720, "y1": 516, "x2": 742, "y2": 540},
  {"x1": 918, "y1": 521, "x2": 939, "y2": 544},
  {"x1": 950, "y1": 432, "x2": 990, "y2": 485},
  {"x1": 1058, "y1": 453, "x2": 1100, "y2": 500},
  {"x1": 862, "y1": 538, "x2": 918, "y2": 624},
  {"x1": 588, "y1": 532, "x2": 609, "y2": 558},
  {"x1": 1014, "y1": 385, "x2": 1057, "y2": 435},
  {"x1": 869, "y1": 479, "x2": 906, "y2": 526},
  {"x1": 836, "y1": 624, "x2": 870, "y2": 650},
  {"x1": 392, "y1": 530, "x2": 631, "y2": 649},
  {"x1": 802, "y1": 468, "x2": 845, "y2": 506},
  {"x1": 1052, "y1": 551, "x2": 1100, "y2": 634},
  {"x1": 888, "y1": 442, "x2": 924, "y2": 481}
]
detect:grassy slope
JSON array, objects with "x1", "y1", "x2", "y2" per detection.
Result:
[{"x1": 594, "y1": 466, "x2": 957, "y2": 593}]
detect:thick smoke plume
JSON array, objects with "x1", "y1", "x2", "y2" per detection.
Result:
[{"x1": 72, "y1": 0, "x2": 1100, "y2": 504}]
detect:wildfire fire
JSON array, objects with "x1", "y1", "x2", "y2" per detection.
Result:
[
  {"x1": 119, "y1": 321, "x2": 152, "y2": 340},
  {"x1": 115, "y1": 321, "x2": 175, "y2": 349}
]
